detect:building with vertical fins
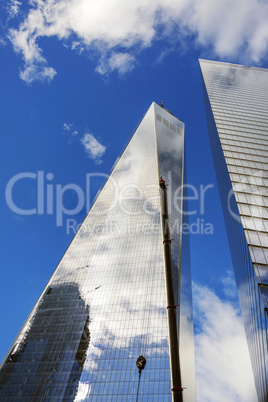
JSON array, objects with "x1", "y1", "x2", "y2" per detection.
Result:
[
  {"x1": 200, "y1": 59, "x2": 268, "y2": 402},
  {"x1": 0, "y1": 102, "x2": 196, "y2": 401}
]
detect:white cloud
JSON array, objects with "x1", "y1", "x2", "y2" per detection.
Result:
[
  {"x1": 63, "y1": 124, "x2": 104, "y2": 160},
  {"x1": 218, "y1": 269, "x2": 238, "y2": 299},
  {"x1": 6, "y1": 0, "x2": 268, "y2": 83},
  {"x1": 19, "y1": 64, "x2": 56, "y2": 84},
  {"x1": 193, "y1": 282, "x2": 257, "y2": 402},
  {"x1": 63, "y1": 122, "x2": 79, "y2": 136},
  {"x1": 7, "y1": 0, "x2": 22, "y2": 19},
  {"x1": 74, "y1": 382, "x2": 91, "y2": 401},
  {"x1": 96, "y1": 52, "x2": 136, "y2": 75},
  {"x1": 81, "y1": 133, "x2": 106, "y2": 164},
  {"x1": 63, "y1": 122, "x2": 72, "y2": 132},
  {"x1": 71, "y1": 41, "x2": 84, "y2": 54}
]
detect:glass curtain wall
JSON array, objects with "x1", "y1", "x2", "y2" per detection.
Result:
[
  {"x1": 0, "y1": 103, "x2": 196, "y2": 401},
  {"x1": 200, "y1": 59, "x2": 268, "y2": 402}
]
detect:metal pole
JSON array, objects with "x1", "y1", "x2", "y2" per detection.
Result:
[{"x1": 159, "y1": 178, "x2": 183, "y2": 402}]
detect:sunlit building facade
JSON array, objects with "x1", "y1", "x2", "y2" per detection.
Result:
[
  {"x1": 0, "y1": 102, "x2": 196, "y2": 401},
  {"x1": 200, "y1": 59, "x2": 268, "y2": 401}
]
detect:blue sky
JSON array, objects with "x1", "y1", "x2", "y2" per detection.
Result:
[{"x1": 1, "y1": 0, "x2": 268, "y2": 400}]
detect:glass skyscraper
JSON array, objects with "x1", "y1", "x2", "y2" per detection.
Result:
[
  {"x1": 0, "y1": 102, "x2": 196, "y2": 401},
  {"x1": 200, "y1": 59, "x2": 268, "y2": 402}
]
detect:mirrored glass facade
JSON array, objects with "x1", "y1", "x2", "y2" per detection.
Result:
[
  {"x1": 200, "y1": 59, "x2": 268, "y2": 401},
  {"x1": 0, "y1": 103, "x2": 196, "y2": 401}
]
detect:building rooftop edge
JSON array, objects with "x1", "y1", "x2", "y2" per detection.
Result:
[
  {"x1": 152, "y1": 101, "x2": 184, "y2": 123},
  {"x1": 199, "y1": 58, "x2": 268, "y2": 73}
]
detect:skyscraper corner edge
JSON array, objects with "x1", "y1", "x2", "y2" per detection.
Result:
[
  {"x1": 200, "y1": 59, "x2": 268, "y2": 401},
  {"x1": 0, "y1": 102, "x2": 196, "y2": 401}
]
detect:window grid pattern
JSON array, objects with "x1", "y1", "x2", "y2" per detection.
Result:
[
  {"x1": 155, "y1": 108, "x2": 196, "y2": 402},
  {"x1": 200, "y1": 59, "x2": 268, "y2": 402},
  {"x1": 0, "y1": 103, "x2": 195, "y2": 401},
  {"x1": 201, "y1": 61, "x2": 268, "y2": 281}
]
